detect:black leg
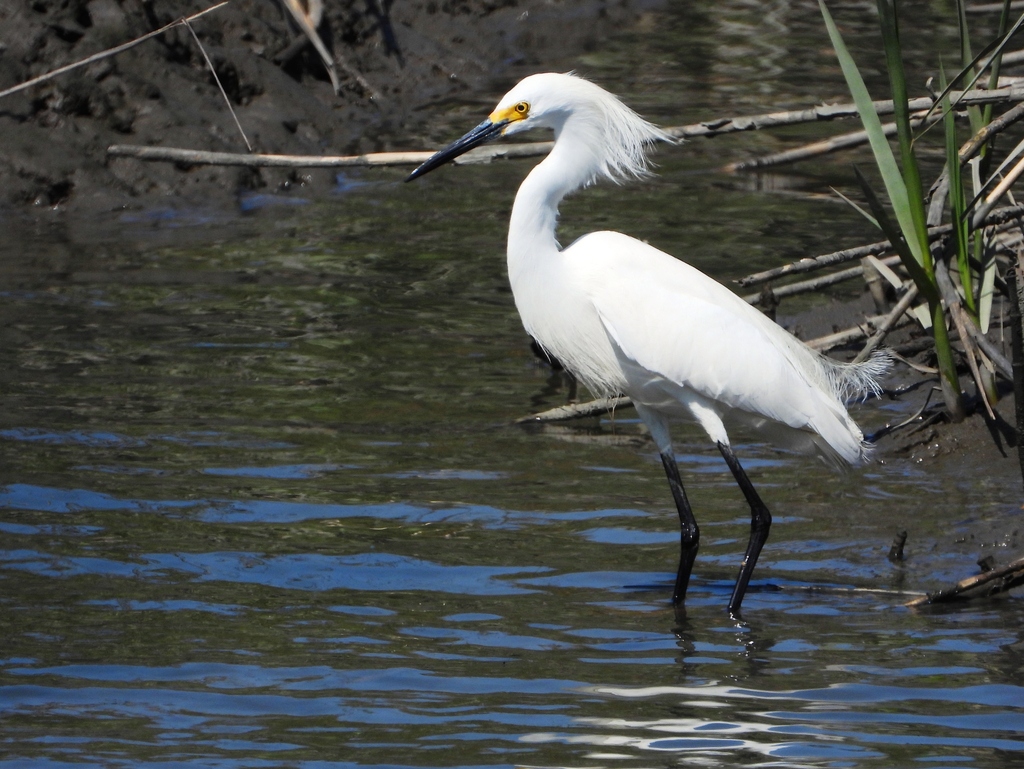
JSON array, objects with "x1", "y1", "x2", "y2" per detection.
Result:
[
  {"x1": 659, "y1": 451, "x2": 700, "y2": 605},
  {"x1": 717, "y1": 442, "x2": 772, "y2": 614}
]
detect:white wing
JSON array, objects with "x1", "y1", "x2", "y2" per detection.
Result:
[{"x1": 566, "y1": 231, "x2": 866, "y2": 462}]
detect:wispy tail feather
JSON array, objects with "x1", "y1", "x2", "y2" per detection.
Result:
[{"x1": 824, "y1": 349, "x2": 892, "y2": 404}]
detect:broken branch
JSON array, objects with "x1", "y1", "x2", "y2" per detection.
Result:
[
  {"x1": 905, "y1": 554, "x2": 1024, "y2": 606},
  {"x1": 516, "y1": 396, "x2": 632, "y2": 424}
]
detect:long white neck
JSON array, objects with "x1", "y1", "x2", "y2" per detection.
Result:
[{"x1": 507, "y1": 130, "x2": 598, "y2": 285}]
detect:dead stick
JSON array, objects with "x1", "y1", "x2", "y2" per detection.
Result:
[
  {"x1": 515, "y1": 395, "x2": 632, "y2": 424},
  {"x1": 950, "y1": 300, "x2": 996, "y2": 419},
  {"x1": 853, "y1": 283, "x2": 919, "y2": 364},
  {"x1": 742, "y1": 264, "x2": 866, "y2": 304},
  {"x1": 806, "y1": 313, "x2": 913, "y2": 352},
  {"x1": 960, "y1": 100, "x2": 1024, "y2": 164},
  {"x1": 668, "y1": 85, "x2": 1024, "y2": 140},
  {"x1": 333, "y1": 52, "x2": 379, "y2": 101},
  {"x1": 973, "y1": 154, "x2": 1024, "y2": 229},
  {"x1": 109, "y1": 145, "x2": 432, "y2": 167},
  {"x1": 967, "y1": 1, "x2": 1024, "y2": 13},
  {"x1": 741, "y1": 256, "x2": 902, "y2": 305},
  {"x1": 724, "y1": 113, "x2": 938, "y2": 174},
  {"x1": 980, "y1": 48, "x2": 1024, "y2": 65},
  {"x1": 905, "y1": 554, "x2": 1024, "y2": 606},
  {"x1": 106, "y1": 141, "x2": 555, "y2": 168},
  {"x1": 739, "y1": 241, "x2": 896, "y2": 287},
  {"x1": 105, "y1": 88, "x2": 1024, "y2": 169},
  {"x1": 0, "y1": 2, "x2": 231, "y2": 101},
  {"x1": 725, "y1": 124, "x2": 898, "y2": 174},
  {"x1": 737, "y1": 205, "x2": 1024, "y2": 287}
]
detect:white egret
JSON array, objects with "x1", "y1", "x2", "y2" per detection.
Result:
[{"x1": 407, "y1": 72, "x2": 888, "y2": 614}]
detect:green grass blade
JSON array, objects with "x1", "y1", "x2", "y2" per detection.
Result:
[
  {"x1": 822, "y1": 0, "x2": 963, "y2": 417},
  {"x1": 955, "y1": 0, "x2": 987, "y2": 137},
  {"x1": 853, "y1": 168, "x2": 935, "y2": 301},
  {"x1": 943, "y1": 76, "x2": 975, "y2": 315},
  {"x1": 918, "y1": 7, "x2": 1023, "y2": 127},
  {"x1": 987, "y1": 1, "x2": 1014, "y2": 93},
  {"x1": 957, "y1": 0, "x2": 973, "y2": 65},
  {"x1": 831, "y1": 186, "x2": 879, "y2": 228},
  {"x1": 819, "y1": 0, "x2": 924, "y2": 265},
  {"x1": 875, "y1": 0, "x2": 931, "y2": 260},
  {"x1": 982, "y1": 1, "x2": 1015, "y2": 149},
  {"x1": 855, "y1": 172, "x2": 961, "y2": 407}
]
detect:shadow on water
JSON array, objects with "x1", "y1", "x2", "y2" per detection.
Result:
[{"x1": 3, "y1": 1, "x2": 1024, "y2": 766}]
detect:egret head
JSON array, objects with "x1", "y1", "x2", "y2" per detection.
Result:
[{"x1": 406, "y1": 73, "x2": 669, "y2": 183}]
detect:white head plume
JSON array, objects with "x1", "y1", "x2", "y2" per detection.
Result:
[{"x1": 495, "y1": 72, "x2": 672, "y2": 186}]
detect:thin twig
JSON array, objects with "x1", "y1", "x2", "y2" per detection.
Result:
[
  {"x1": 737, "y1": 205, "x2": 1024, "y2": 287},
  {"x1": 805, "y1": 312, "x2": 914, "y2": 352},
  {"x1": 853, "y1": 282, "x2": 920, "y2": 363},
  {"x1": 739, "y1": 241, "x2": 895, "y2": 287},
  {"x1": 332, "y1": 52, "x2": 379, "y2": 101},
  {"x1": 182, "y1": 18, "x2": 251, "y2": 152},
  {"x1": 723, "y1": 113, "x2": 939, "y2": 174},
  {"x1": 725, "y1": 123, "x2": 898, "y2": 174},
  {"x1": 950, "y1": 300, "x2": 996, "y2": 419},
  {"x1": 668, "y1": 84, "x2": 1024, "y2": 140},
  {"x1": 867, "y1": 388, "x2": 938, "y2": 443},
  {"x1": 105, "y1": 88, "x2": 1024, "y2": 169},
  {"x1": 775, "y1": 584, "x2": 926, "y2": 598},
  {"x1": 106, "y1": 141, "x2": 555, "y2": 168},
  {"x1": 741, "y1": 256, "x2": 902, "y2": 304},
  {"x1": 515, "y1": 395, "x2": 632, "y2": 424},
  {"x1": 973, "y1": 153, "x2": 1024, "y2": 229},
  {"x1": 806, "y1": 325, "x2": 873, "y2": 352},
  {"x1": 962, "y1": 302, "x2": 1014, "y2": 380},
  {"x1": 960, "y1": 100, "x2": 1024, "y2": 165},
  {"x1": 0, "y1": 2, "x2": 231, "y2": 101},
  {"x1": 967, "y1": 1, "x2": 1024, "y2": 14},
  {"x1": 887, "y1": 349, "x2": 937, "y2": 375}
]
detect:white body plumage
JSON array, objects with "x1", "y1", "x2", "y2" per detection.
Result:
[{"x1": 496, "y1": 73, "x2": 885, "y2": 465}]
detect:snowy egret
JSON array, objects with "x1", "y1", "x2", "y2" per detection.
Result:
[{"x1": 407, "y1": 72, "x2": 888, "y2": 614}]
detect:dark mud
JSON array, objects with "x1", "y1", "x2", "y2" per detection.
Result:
[{"x1": 0, "y1": 0, "x2": 657, "y2": 215}]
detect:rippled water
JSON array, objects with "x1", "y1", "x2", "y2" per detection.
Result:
[{"x1": 3, "y1": 1, "x2": 1024, "y2": 766}]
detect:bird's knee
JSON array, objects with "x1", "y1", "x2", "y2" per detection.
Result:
[
  {"x1": 681, "y1": 522, "x2": 700, "y2": 550},
  {"x1": 750, "y1": 506, "x2": 771, "y2": 536}
]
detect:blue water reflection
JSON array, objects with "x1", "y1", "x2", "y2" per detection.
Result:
[
  {"x1": 0, "y1": 484, "x2": 647, "y2": 529},
  {"x1": 1, "y1": 549, "x2": 547, "y2": 595}
]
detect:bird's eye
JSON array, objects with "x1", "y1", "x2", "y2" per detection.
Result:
[{"x1": 514, "y1": 101, "x2": 529, "y2": 116}]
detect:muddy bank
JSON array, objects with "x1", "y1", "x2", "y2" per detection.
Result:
[
  {"x1": 771, "y1": 288, "x2": 1020, "y2": 483},
  {"x1": 0, "y1": 0, "x2": 658, "y2": 215}
]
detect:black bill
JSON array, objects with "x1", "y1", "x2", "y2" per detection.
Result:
[{"x1": 405, "y1": 118, "x2": 508, "y2": 182}]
